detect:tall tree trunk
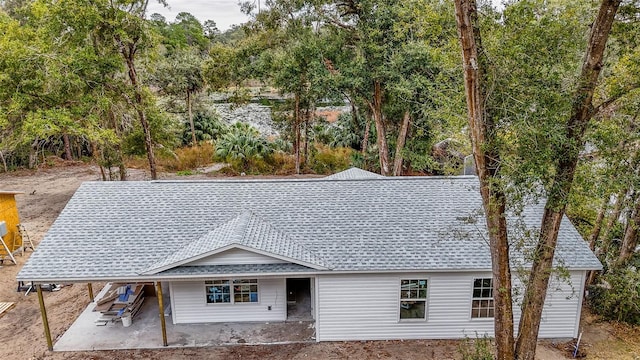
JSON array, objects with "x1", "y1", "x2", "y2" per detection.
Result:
[
  {"x1": 590, "y1": 197, "x2": 609, "y2": 251},
  {"x1": 515, "y1": 2, "x2": 620, "y2": 359},
  {"x1": 187, "y1": 90, "x2": 196, "y2": 146},
  {"x1": 29, "y1": 139, "x2": 39, "y2": 169},
  {"x1": 454, "y1": 1, "x2": 515, "y2": 359},
  {"x1": 393, "y1": 110, "x2": 411, "y2": 176},
  {"x1": 618, "y1": 195, "x2": 640, "y2": 264},
  {"x1": 0, "y1": 150, "x2": 7, "y2": 172},
  {"x1": 586, "y1": 196, "x2": 609, "y2": 286},
  {"x1": 304, "y1": 107, "x2": 311, "y2": 168},
  {"x1": 63, "y1": 133, "x2": 73, "y2": 160},
  {"x1": 369, "y1": 80, "x2": 390, "y2": 176},
  {"x1": 587, "y1": 189, "x2": 629, "y2": 285},
  {"x1": 120, "y1": 40, "x2": 157, "y2": 180},
  {"x1": 91, "y1": 141, "x2": 107, "y2": 182},
  {"x1": 294, "y1": 92, "x2": 301, "y2": 175},
  {"x1": 362, "y1": 116, "x2": 370, "y2": 156},
  {"x1": 598, "y1": 188, "x2": 627, "y2": 256}
]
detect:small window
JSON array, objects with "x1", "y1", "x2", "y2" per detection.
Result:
[
  {"x1": 400, "y1": 279, "x2": 428, "y2": 320},
  {"x1": 471, "y1": 278, "x2": 494, "y2": 318},
  {"x1": 205, "y1": 279, "x2": 259, "y2": 304},
  {"x1": 205, "y1": 280, "x2": 231, "y2": 303},
  {"x1": 233, "y1": 279, "x2": 259, "y2": 303}
]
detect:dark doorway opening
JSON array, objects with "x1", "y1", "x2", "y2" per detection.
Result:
[{"x1": 286, "y1": 278, "x2": 312, "y2": 320}]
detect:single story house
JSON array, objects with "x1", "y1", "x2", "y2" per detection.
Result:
[{"x1": 18, "y1": 168, "x2": 601, "y2": 349}]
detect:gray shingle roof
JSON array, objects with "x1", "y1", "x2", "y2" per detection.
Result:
[
  {"x1": 158, "y1": 264, "x2": 315, "y2": 276},
  {"x1": 17, "y1": 175, "x2": 601, "y2": 282},
  {"x1": 324, "y1": 167, "x2": 384, "y2": 180},
  {"x1": 142, "y1": 211, "x2": 331, "y2": 274}
]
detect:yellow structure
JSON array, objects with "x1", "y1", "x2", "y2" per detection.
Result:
[{"x1": 0, "y1": 190, "x2": 24, "y2": 255}]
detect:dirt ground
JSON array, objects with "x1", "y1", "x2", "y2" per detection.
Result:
[{"x1": 0, "y1": 163, "x2": 638, "y2": 360}]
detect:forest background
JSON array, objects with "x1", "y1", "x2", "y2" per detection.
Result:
[{"x1": 1, "y1": 0, "x2": 639, "y2": 358}]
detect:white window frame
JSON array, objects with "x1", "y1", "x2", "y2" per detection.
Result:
[
  {"x1": 205, "y1": 280, "x2": 231, "y2": 304},
  {"x1": 470, "y1": 277, "x2": 494, "y2": 319},
  {"x1": 398, "y1": 278, "x2": 429, "y2": 321},
  {"x1": 232, "y1": 279, "x2": 259, "y2": 304},
  {"x1": 205, "y1": 279, "x2": 259, "y2": 305}
]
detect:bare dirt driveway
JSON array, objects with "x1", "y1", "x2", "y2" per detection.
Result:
[{"x1": 0, "y1": 163, "x2": 638, "y2": 360}]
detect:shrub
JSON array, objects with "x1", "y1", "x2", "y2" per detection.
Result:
[
  {"x1": 215, "y1": 123, "x2": 273, "y2": 172},
  {"x1": 458, "y1": 334, "x2": 494, "y2": 360},
  {"x1": 308, "y1": 143, "x2": 352, "y2": 175},
  {"x1": 158, "y1": 143, "x2": 215, "y2": 172},
  {"x1": 589, "y1": 264, "x2": 640, "y2": 325},
  {"x1": 182, "y1": 110, "x2": 226, "y2": 146}
]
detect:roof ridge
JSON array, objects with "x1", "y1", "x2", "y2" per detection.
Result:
[{"x1": 233, "y1": 210, "x2": 254, "y2": 245}]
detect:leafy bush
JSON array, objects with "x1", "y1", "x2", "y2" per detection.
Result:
[
  {"x1": 458, "y1": 334, "x2": 494, "y2": 360},
  {"x1": 308, "y1": 143, "x2": 352, "y2": 175},
  {"x1": 215, "y1": 122, "x2": 273, "y2": 172},
  {"x1": 123, "y1": 108, "x2": 180, "y2": 156},
  {"x1": 589, "y1": 264, "x2": 640, "y2": 325},
  {"x1": 158, "y1": 143, "x2": 215, "y2": 171},
  {"x1": 182, "y1": 110, "x2": 226, "y2": 145},
  {"x1": 312, "y1": 113, "x2": 364, "y2": 150}
]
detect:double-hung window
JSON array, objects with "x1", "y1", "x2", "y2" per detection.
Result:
[
  {"x1": 399, "y1": 279, "x2": 428, "y2": 320},
  {"x1": 233, "y1": 279, "x2": 259, "y2": 303},
  {"x1": 205, "y1": 279, "x2": 258, "y2": 304},
  {"x1": 471, "y1": 278, "x2": 494, "y2": 318}
]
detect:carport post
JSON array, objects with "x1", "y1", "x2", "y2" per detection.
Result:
[
  {"x1": 156, "y1": 282, "x2": 168, "y2": 346},
  {"x1": 36, "y1": 284, "x2": 53, "y2": 351},
  {"x1": 87, "y1": 283, "x2": 94, "y2": 303}
]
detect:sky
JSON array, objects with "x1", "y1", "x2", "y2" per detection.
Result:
[
  {"x1": 146, "y1": 0, "x2": 504, "y2": 32},
  {"x1": 146, "y1": 0, "x2": 252, "y2": 31}
]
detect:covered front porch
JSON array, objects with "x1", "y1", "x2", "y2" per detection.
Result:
[{"x1": 54, "y1": 293, "x2": 315, "y2": 351}]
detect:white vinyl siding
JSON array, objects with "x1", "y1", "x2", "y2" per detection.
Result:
[
  {"x1": 188, "y1": 248, "x2": 286, "y2": 266},
  {"x1": 512, "y1": 271, "x2": 584, "y2": 338},
  {"x1": 316, "y1": 271, "x2": 584, "y2": 341},
  {"x1": 170, "y1": 278, "x2": 286, "y2": 324}
]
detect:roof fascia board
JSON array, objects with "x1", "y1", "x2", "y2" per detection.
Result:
[{"x1": 140, "y1": 243, "x2": 240, "y2": 275}]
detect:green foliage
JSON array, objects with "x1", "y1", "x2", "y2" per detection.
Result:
[
  {"x1": 312, "y1": 114, "x2": 364, "y2": 150},
  {"x1": 458, "y1": 334, "x2": 495, "y2": 360},
  {"x1": 215, "y1": 122, "x2": 273, "y2": 171},
  {"x1": 122, "y1": 107, "x2": 179, "y2": 156},
  {"x1": 589, "y1": 263, "x2": 640, "y2": 325},
  {"x1": 307, "y1": 144, "x2": 353, "y2": 175},
  {"x1": 181, "y1": 110, "x2": 226, "y2": 145}
]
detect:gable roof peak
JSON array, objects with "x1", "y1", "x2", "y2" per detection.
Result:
[
  {"x1": 140, "y1": 210, "x2": 331, "y2": 275},
  {"x1": 324, "y1": 167, "x2": 384, "y2": 180}
]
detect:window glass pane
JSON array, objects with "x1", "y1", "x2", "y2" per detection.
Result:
[
  {"x1": 471, "y1": 278, "x2": 494, "y2": 318},
  {"x1": 400, "y1": 301, "x2": 425, "y2": 319},
  {"x1": 233, "y1": 279, "x2": 259, "y2": 303},
  {"x1": 400, "y1": 279, "x2": 428, "y2": 320},
  {"x1": 206, "y1": 280, "x2": 231, "y2": 303}
]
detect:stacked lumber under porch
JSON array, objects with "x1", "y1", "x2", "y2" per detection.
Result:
[{"x1": 93, "y1": 283, "x2": 145, "y2": 326}]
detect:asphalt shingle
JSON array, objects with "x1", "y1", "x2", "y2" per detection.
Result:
[
  {"x1": 17, "y1": 175, "x2": 602, "y2": 282},
  {"x1": 142, "y1": 210, "x2": 331, "y2": 274}
]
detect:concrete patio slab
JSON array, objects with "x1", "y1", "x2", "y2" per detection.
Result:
[{"x1": 54, "y1": 297, "x2": 315, "y2": 351}]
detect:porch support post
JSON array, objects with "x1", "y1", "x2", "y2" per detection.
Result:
[
  {"x1": 87, "y1": 283, "x2": 94, "y2": 303},
  {"x1": 156, "y1": 282, "x2": 168, "y2": 346},
  {"x1": 36, "y1": 284, "x2": 53, "y2": 351}
]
